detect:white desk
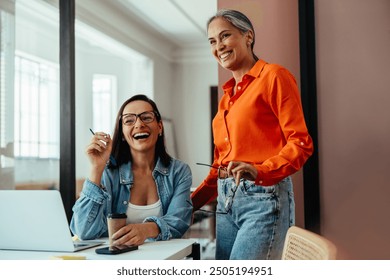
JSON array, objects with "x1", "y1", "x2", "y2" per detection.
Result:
[{"x1": 0, "y1": 238, "x2": 199, "y2": 260}]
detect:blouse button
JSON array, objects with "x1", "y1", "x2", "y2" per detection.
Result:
[
  {"x1": 300, "y1": 142, "x2": 304, "y2": 146},
  {"x1": 225, "y1": 137, "x2": 228, "y2": 142},
  {"x1": 237, "y1": 86, "x2": 241, "y2": 90}
]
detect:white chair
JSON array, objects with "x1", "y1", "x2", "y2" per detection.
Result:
[{"x1": 282, "y1": 226, "x2": 337, "y2": 260}]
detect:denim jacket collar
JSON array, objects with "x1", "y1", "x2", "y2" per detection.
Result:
[{"x1": 118, "y1": 157, "x2": 169, "y2": 185}]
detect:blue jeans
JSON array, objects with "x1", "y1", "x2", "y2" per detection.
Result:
[{"x1": 215, "y1": 176, "x2": 295, "y2": 260}]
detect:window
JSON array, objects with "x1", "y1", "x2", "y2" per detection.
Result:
[
  {"x1": 14, "y1": 53, "x2": 59, "y2": 158},
  {"x1": 1, "y1": 8, "x2": 15, "y2": 168},
  {"x1": 92, "y1": 74, "x2": 117, "y2": 134},
  {"x1": 0, "y1": 11, "x2": 8, "y2": 152}
]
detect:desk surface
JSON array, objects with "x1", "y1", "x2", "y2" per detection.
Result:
[{"x1": 0, "y1": 238, "x2": 196, "y2": 260}]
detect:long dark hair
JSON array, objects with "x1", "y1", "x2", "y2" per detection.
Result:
[
  {"x1": 109, "y1": 94, "x2": 171, "y2": 168},
  {"x1": 207, "y1": 9, "x2": 259, "y2": 61}
]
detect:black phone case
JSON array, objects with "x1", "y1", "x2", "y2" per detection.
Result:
[{"x1": 95, "y1": 245, "x2": 138, "y2": 255}]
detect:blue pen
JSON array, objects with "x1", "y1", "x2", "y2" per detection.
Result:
[{"x1": 89, "y1": 128, "x2": 116, "y2": 166}]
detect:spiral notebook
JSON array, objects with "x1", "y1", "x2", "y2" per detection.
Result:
[{"x1": 0, "y1": 190, "x2": 103, "y2": 252}]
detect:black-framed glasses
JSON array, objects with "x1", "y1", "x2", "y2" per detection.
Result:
[
  {"x1": 187, "y1": 200, "x2": 229, "y2": 216},
  {"x1": 196, "y1": 162, "x2": 229, "y2": 179},
  {"x1": 121, "y1": 111, "x2": 157, "y2": 126},
  {"x1": 224, "y1": 182, "x2": 239, "y2": 213},
  {"x1": 195, "y1": 162, "x2": 240, "y2": 214},
  {"x1": 188, "y1": 182, "x2": 238, "y2": 216}
]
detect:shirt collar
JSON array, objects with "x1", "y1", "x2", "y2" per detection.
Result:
[
  {"x1": 222, "y1": 59, "x2": 267, "y2": 92},
  {"x1": 119, "y1": 157, "x2": 169, "y2": 184}
]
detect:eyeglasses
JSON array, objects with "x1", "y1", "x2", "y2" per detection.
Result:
[
  {"x1": 196, "y1": 162, "x2": 229, "y2": 179},
  {"x1": 188, "y1": 183, "x2": 238, "y2": 215},
  {"x1": 195, "y1": 162, "x2": 240, "y2": 214},
  {"x1": 121, "y1": 111, "x2": 157, "y2": 126},
  {"x1": 224, "y1": 182, "x2": 239, "y2": 213},
  {"x1": 187, "y1": 200, "x2": 228, "y2": 216}
]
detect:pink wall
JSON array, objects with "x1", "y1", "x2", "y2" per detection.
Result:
[
  {"x1": 215, "y1": 0, "x2": 390, "y2": 259},
  {"x1": 315, "y1": 0, "x2": 390, "y2": 259},
  {"x1": 216, "y1": 0, "x2": 305, "y2": 226}
]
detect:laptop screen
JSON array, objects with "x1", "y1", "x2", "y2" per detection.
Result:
[{"x1": 0, "y1": 190, "x2": 102, "y2": 252}]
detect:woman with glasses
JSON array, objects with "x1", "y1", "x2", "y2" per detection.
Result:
[
  {"x1": 191, "y1": 9, "x2": 313, "y2": 259},
  {"x1": 71, "y1": 94, "x2": 192, "y2": 246}
]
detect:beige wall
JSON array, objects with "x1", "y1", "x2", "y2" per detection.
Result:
[{"x1": 315, "y1": 0, "x2": 390, "y2": 259}]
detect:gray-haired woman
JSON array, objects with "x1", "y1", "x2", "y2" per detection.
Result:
[{"x1": 191, "y1": 9, "x2": 313, "y2": 259}]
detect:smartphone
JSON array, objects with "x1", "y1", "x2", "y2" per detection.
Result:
[{"x1": 95, "y1": 244, "x2": 138, "y2": 255}]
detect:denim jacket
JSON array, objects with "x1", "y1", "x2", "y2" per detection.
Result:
[{"x1": 70, "y1": 158, "x2": 193, "y2": 241}]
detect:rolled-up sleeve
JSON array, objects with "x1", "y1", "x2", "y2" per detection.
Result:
[{"x1": 70, "y1": 179, "x2": 111, "y2": 240}]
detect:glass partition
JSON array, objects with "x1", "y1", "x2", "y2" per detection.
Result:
[
  {"x1": 0, "y1": 0, "x2": 15, "y2": 189},
  {"x1": 1, "y1": 0, "x2": 60, "y2": 190}
]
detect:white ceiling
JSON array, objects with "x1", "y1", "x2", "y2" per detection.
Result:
[{"x1": 117, "y1": 0, "x2": 217, "y2": 48}]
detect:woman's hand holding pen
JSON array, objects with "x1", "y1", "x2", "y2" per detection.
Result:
[
  {"x1": 86, "y1": 130, "x2": 112, "y2": 183},
  {"x1": 87, "y1": 131, "x2": 112, "y2": 165},
  {"x1": 227, "y1": 161, "x2": 258, "y2": 186}
]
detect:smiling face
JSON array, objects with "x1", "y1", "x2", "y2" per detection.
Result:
[
  {"x1": 121, "y1": 100, "x2": 162, "y2": 155},
  {"x1": 208, "y1": 17, "x2": 254, "y2": 72}
]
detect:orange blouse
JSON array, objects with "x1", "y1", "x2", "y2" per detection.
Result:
[{"x1": 191, "y1": 59, "x2": 313, "y2": 210}]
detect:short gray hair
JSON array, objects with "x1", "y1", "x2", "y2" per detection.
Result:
[{"x1": 207, "y1": 9, "x2": 258, "y2": 61}]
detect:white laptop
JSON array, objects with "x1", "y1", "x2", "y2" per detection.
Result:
[{"x1": 0, "y1": 190, "x2": 103, "y2": 252}]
